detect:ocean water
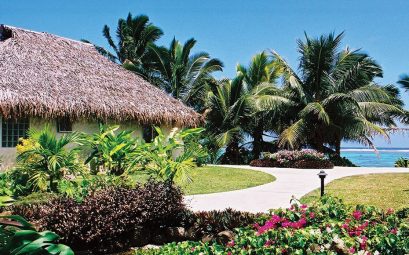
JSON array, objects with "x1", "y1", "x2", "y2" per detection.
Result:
[{"x1": 341, "y1": 148, "x2": 409, "y2": 167}]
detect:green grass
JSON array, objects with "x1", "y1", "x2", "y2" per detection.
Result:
[
  {"x1": 301, "y1": 173, "x2": 409, "y2": 209},
  {"x1": 132, "y1": 166, "x2": 275, "y2": 195}
]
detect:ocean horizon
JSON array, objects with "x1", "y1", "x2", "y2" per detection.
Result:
[{"x1": 340, "y1": 147, "x2": 409, "y2": 167}]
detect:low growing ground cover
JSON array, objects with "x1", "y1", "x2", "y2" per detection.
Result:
[
  {"x1": 301, "y1": 173, "x2": 409, "y2": 209},
  {"x1": 136, "y1": 197, "x2": 409, "y2": 255}
]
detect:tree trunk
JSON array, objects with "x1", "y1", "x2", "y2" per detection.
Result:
[
  {"x1": 335, "y1": 138, "x2": 341, "y2": 156},
  {"x1": 224, "y1": 138, "x2": 241, "y2": 164},
  {"x1": 252, "y1": 126, "x2": 264, "y2": 160}
]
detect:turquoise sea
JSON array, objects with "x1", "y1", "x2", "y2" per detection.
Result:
[{"x1": 341, "y1": 148, "x2": 409, "y2": 167}]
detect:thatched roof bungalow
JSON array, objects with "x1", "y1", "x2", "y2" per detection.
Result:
[{"x1": 0, "y1": 25, "x2": 202, "y2": 167}]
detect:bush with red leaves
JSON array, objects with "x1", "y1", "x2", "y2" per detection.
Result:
[
  {"x1": 292, "y1": 159, "x2": 334, "y2": 169},
  {"x1": 12, "y1": 180, "x2": 185, "y2": 254},
  {"x1": 249, "y1": 159, "x2": 277, "y2": 167}
]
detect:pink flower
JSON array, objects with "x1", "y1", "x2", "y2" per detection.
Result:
[
  {"x1": 309, "y1": 212, "x2": 315, "y2": 219},
  {"x1": 191, "y1": 247, "x2": 195, "y2": 252},
  {"x1": 352, "y1": 210, "x2": 362, "y2": 220},
  {"x1": 300, "y1": 204, "x2": 308, "y2": 209},
  {"x1": 387, "y1": 208, "x2": 394, "y2": 215},
  {"x1": 226, "y1": 240, "x2": 235, "y2": 247},
  {"x1": 264, "y1": 239, "x2": 274, "y2": 247},
  {"x1": 227, "y1": 252, "x2": 232, "y2": 255},
  {"x1": 360, "y1": 236, "x2": 368, "y2": 250},
  {"x1": 390, "y1": 228, "x2": 398, "y2": 235},
  {"x1": 349, "y1": 247, "x2": 356, "y2": 254}
]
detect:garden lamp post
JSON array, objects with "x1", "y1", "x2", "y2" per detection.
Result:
[{"x1": 317, "y1": 170, "x2": 327, "y2": 197}]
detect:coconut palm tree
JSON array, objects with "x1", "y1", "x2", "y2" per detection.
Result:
[
  {"x1": 236, "y1": 52, "x2": 289, "y2": 159},
  {"x1": 396, "y1": 74, "x2": 409, "y2": 124},
  {"x1": 150, "y1": 38, "x2": 223, "y2": 111},
  {"x1": 86, "y1": 13, "x2": 163, "y2": 80},
  {"x1": 273, "y1": 32, "x2": 403, "y2": 155},
  {"x1": 205, "y1": 72, "x2": 291, "y2": 163},
  {"x1": 205, "y1": 77, "x2": 249, "y2": 164}
]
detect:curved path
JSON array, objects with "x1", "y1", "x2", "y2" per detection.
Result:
[{"x1": 184, "y1": 166, "x2": 409, "y2": 213}]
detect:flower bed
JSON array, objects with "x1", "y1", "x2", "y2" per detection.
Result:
[
  {"x1": 250, "y1": 149, "x2": 334, "y2": 169},
  {"x1": 136, "y1": 197, "x2": 409, "y2": 254}
]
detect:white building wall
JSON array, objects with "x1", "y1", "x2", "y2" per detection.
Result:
[{"x1": 0, "y1": 117, "x2": 145, "y2": 170}]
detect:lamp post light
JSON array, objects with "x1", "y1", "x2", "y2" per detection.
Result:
[{"x1": 317, "y1": 170, "x2": 328, "y2": 197}]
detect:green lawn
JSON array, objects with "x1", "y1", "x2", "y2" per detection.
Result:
[
  {"x1": 132, "y1": 166, "x2": 275, "y2": 195},
  {"x1": 301, "y1": 173, "x2": 409, "y2": 209}
]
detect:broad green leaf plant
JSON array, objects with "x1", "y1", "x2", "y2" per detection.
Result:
[
  {"x1": 138, "y1": 127, "x2": 204, "y2": 183},
  {"x1": 0, "y1": 215, "x2": 73, "y2": 255},
  {"x1": 16, "y1": 126, "x2": 84, "y2": 193}
]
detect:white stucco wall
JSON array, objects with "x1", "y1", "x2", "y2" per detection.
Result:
[{"x1": 0, "y1": 117, "x2": 146, "y2": 170}]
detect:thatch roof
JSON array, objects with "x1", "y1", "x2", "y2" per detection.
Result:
[{"x1": 0, "y1": 25, "x2": 202, "y2": 126}]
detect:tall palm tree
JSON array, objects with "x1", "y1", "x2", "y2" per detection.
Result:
[
  {"x1": 150, "y1": 38, "x2": 223, "y2": 111},
  {"x1": 236, "y1": 52, "x2": 287, "y2": 159},
  {"x1": 397, "y1": 74, "x2": 409, "y2": 124},
  {"x1": 205, "y1": 77, "x2": 249, "y2": 164},
  {"x1": 273, "y1": 32, "x2": 403, "y2": 155},
  {"x1": 86, "y1": 13, "x2": 163, "y2": 80}
]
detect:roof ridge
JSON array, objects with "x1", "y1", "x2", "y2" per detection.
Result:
[{"x1": 1, "y1": 24, "x2": 93, "y2": 46}]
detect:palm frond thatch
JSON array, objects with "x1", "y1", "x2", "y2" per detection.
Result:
[{"x1": 0, "y1": 25, "x2": 202, "y2": 127}]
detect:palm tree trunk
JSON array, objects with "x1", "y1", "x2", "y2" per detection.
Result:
[
  {"x1": 335, "y1": 138, "x2": 341, "y2": 156},
  {"x1": 252, "y1": 126, "x2": 264, "y2": 160}
]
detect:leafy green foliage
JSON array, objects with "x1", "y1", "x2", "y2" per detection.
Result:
[
  {"x1": 0, "y1": 215, "x2": 73, "y2": 255},
  {"x1": 272, "y1": 32, "x2": 404, "y2": 153},
  {"x1": 16, "y1": 127, "x2": 84, "y2": 193},
  {"x1": 83, "y1": 124, "x2": 142, "y2": 175},
  {"x1": 395, "y1": 157, "x2": 409, "y2": 167},
  {"x1": 57, "y1": 174, "x2": 135, "y2": 201},
  {"x1": 138, "y1": 127, "x2": 205, "y2": 183},
  {"x1": 149, "y1": 38, "x2": 223, "y2": 111},
  {"x1": 84, "y1": 13, "x2": 163, "y2": 82},
  {"x1": 137, "y1": 197, "x2": 409, "y2": 255}
]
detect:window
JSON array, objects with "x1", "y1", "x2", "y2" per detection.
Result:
[
  {"x1": 1, "y1": 118, "x2": 29, "y2": 147},
  {"x1": 142, "y1": 125, "x2": 158, "y2": 143},
  {"x1": 57, "y1": 117, "x2": 73, "y2": 133}
]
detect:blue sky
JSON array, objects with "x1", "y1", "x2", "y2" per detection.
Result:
[{"x1": 2, "y1": 0, "x2": 409, "y2": 147}]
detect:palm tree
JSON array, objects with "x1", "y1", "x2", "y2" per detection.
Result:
[
  {"x1": 397, "y1": 74, "x2": 409, "y2": 124},
  {"x1": 273, "y1": 32, "x2": 403, "y2": 155},
  {"x1": 150, "y1": 38, "x2": 223, "y2": 111},
  {"x1": 16, "y1": 127, "x2": 83, "y2": 192},
  {"x1": 205, "y1": 73, "x2": 291, "y2": 163},
  {"x1": 205, "y1": 78, "x2": 249, "y2": 164},
  {"x1": 236, "y1": 52, "x2": 288, "y2": 159},
  {"x1": 86, "y1": 13, "x2": 163, "y2": 80}
]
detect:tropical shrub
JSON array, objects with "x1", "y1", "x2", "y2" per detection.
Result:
[
  {"x1": 292, "y1": 159, "x2": 334, "y2": 169},
  {"x1": 137, "y1": 197, "x2": 409, "y2": 255},
  {"x1": 251, "y1": 149, "x2": 333, "y2": 169},
  {"x1": 137, "y1": 127, "x2": 204, "y2": 183},
  {"x1": 57, "y1": 173, "x2": 136, "y2": 201},
  {"x1": 12, "y1": 180, "x2": 185, "y2": 254},
  {"x1": 0, "y1": 215, "x2": 73, "y2": 255},
  {"x1": 249, "y1": 158, "x2": 276, "y2": 167},
  {"x1": 16, "y1": 127, "x2": 84, "y2": 193},
  {"x1": 186, "y1": 209, "x2": 262, "y2": 241},
  {"x1": 83, "y1": 124, "x2": 143, "y2": 175},
  {"x1": 395, "y1": 157, "x2": 409, "y2": 167},
  {"x1": 0, "y1": 173, "x2": 13, "y2": 197}
]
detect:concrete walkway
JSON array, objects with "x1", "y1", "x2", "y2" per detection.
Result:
[{"x1": 184, "y1": 166, "x2": 409, "y2": 213}]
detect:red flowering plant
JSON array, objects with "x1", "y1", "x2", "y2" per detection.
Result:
[{"x1": 136, "y1": 196, "x2": 409, "y2": 255}]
